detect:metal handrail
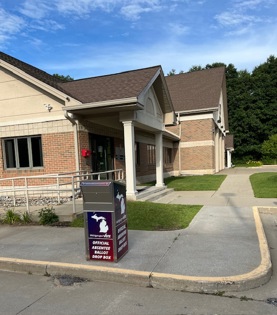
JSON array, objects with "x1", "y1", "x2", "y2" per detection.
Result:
[{"x1": 0, "y1": 169, "x2": 124, "y2": 213}]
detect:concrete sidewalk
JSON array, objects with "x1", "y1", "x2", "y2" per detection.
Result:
[{"x1": 0, "y1": 166, "x2": 276, "y2": 293}]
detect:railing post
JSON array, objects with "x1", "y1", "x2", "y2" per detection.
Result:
[
  {"x1": 12, "y1": 179, "x2": 16, "y2": 207},
  {"x1": 56, "y1": 175, "x2": 61, "y2": 204},
  {"x1": 72, "y1": 176, "x2": 76, "y2": 214},
  {"x1": 25, "y1": 177, "x2": 29, "y2": 213}
]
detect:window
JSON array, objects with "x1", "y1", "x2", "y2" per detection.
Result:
[
  {"x1": 3, "y1": 136, "x2": 43, "y2": 169},
  {"x1": 147, "y1": 144, "x2": 156, "y2": 165},
  {"x1": 164, "y1": 147, "x2": 172, "y2": 164}
]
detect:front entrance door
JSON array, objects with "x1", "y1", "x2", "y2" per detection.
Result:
[{"x1": 90, "y1": 134, "x2": 114, "y2": 178}]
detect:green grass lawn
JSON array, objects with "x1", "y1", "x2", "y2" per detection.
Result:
[
  {"x1": 163, "y1": 175, "x2": 226, "y2": 191},
  {"x1": 250, "y1": 172, "x2": 277, "y2": 198},
  {"x1": 127, "y1": 201, "x2": 201, "y2": 230},
  {"x1": 71, "y1": 201, "x2": 202, "y2": 231},
  {"x1": 71, "y1": 175, "x2": 228, "y2": 230}
]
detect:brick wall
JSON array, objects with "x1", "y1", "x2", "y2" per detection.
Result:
[
  {"x1": 0, "y1": 131, "x2": 76, "y2": 186},
  {"x1": 78, "y1": 130, "x2": 90, "y2": 172},
  {"x1": 180, "y1": 146, "x2": 214, "y2": 171},
  {"x1": 168, "y1": 118, "x2": 216, "y2": 173},
  {"x1": 180, "y1": 119, "x2": 214, "y2": 141},
  {"x1": 179, "y1": 119, "x2": 215, "y2": 172}
]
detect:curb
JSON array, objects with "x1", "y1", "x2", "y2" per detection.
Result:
[
  {"x1": 150, "y1": 207, "x2": 272, "y2": 292},
  {"x1": 0, "y1": 207, "x2": 272, "y2": 293}
]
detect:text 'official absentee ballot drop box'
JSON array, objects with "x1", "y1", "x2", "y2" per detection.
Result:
[{"x1": 80, "y1": 180, "x2": 128, "y2": 262}]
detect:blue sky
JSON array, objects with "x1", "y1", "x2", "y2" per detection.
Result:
[{"x1": 0, "y1": 0, "x2": 276, "y2": 79}]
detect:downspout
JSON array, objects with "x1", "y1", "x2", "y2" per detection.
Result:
[
  {"x1": 178, "y1": 113, "x2": 181, "y2": 175},
  {"x1": 64, "y1": 111, "x2": 80, "y2": 173}
]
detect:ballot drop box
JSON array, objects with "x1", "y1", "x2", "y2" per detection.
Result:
[{"x1": 80, "y1": 180, "x2": 128, "y2": 262}]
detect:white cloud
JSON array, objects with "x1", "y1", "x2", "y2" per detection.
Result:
[
  {"x1": 215, "y1": 12, "x2": 258, "y2": 27},
  {"x1": 26, "y1": 37, "x2": 45, "y2": 49},
  {"x1": 31, "y1": 20, "x2": 65, "y2": 32},
  {"x1": 55, "y1": 0, "x2": 163, "y2": 20},
  {"x1": 233, "y1": 0, "x2": 272, "y2": 10},
  {"x1": 120, "y1": 3, "x2": 162, "y2": 20},
  {"x1": 0, "y1": 8, "x2": 25, "y2": 44},
  {"x1": 16, "y1": 0, "x2": 184, "y2": 24},
  {"x1": 214, "y1": 0, "x2": 275, "y2": 36},
  {"x1": 19, "y1": 0, "x2": 52, "y2": 19},
  {"x1": 168, "y1": 23, "x2": 190, "y2": 36}
]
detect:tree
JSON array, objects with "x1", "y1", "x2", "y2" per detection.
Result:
[
  {"x1": 167, "y1": 69, "x2": 177, "y2": 76},
  {"x1": 188, "y1": 65, "x2": 203, "y2": 72},
  {"x1": 52, "y1": 73, "x2": 74, "y2": 82},
  {"x1": 167, "y1": 69, "x2": 185, "y2": 75},
  {"x1": 261, "y1": 134, "x2": 277, "y2": 163}
]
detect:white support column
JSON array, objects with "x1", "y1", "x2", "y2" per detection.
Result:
[
  {"x1": 155, "y1": 132, "x2": 165, "y2": 187},
  {"x1": 227, "y1": 150, "x2": 232, "y2": 168},
  {"x1": 221, "y1": 135, "x2": 225, "y2": 170},
  {"x1": 215, "y1": 128, "x2": 219, "y2": 173},
  {"x1": 219, "y1": 133, "x2": 223, "y2": 171},
  {"x1": 122, "y1": 121, "x2": 137, "y2": 200}
]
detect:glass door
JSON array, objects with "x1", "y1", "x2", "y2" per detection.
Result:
[{"x1": 90, "y1": 134, "x2": 114, "y2": 179}]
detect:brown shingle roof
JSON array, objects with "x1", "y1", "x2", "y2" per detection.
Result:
[
  {"x1": 59, "y1": 66, "x2": 161, "y2": 103},
  {"x1": 165, "y1": 67, "x2": 226, "y2": 112}
]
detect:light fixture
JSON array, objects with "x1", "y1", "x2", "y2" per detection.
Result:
[{"x1": 44, "y1": 104, "x2": 53, "y2": 112}]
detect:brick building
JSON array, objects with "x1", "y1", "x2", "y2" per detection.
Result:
[
  {"x1": 0, "y1": 52, "x2": 233, "y2": 200},
  {"x1": 165, "y1": 67, "x2": 230, "y2": 175}
]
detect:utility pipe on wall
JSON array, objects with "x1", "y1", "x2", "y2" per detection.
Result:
[{"x1": 64, "y1": 111, "x2": 80, "y2": 173}]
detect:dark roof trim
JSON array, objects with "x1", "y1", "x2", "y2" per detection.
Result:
[
  {"x1": 0, "y1": 51, "x2": 75, "y2": 99},
  {"x1": 177, "y1": 107, "x2": 218, "y2": 115}
]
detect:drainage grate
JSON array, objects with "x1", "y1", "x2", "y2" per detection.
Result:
[{"x1": 266, "y1": 298, "x2": 277, "y2": 307}]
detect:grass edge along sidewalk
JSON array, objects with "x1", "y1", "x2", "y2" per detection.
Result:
[
  {"x1": 250, "y1": 172, "x2": 277, "y2": 198},
  {"x1": 72, "y1": 175, "x2": 227, "y2": 230},
  {"x1": 151, "y1": 174, "x2": 227, "y2": 191},
  {"x1": 72, "y1": 203, "x2": 202, "y2": 231}
]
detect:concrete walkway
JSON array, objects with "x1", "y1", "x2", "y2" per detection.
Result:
[
  {"x1": 157, "y1": 165, "x2": 277, "y2": 207},
  {"x1": 0, "y1": 166, "x2": 276, "y2": 293}
]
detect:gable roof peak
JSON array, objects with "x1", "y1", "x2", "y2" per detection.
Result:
[
  {"x1": 165, "y1": 66, "x2": 226, "y2": 113},
  {"x1": 67, "y1": 65, "x2": 162, "y2": 83},
  {"x1": 60, "y1": 65, "x2": 163, "y2": 103}
]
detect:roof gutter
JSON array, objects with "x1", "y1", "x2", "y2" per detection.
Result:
[
  {"x1": 176, "y1": 107, "x2": 218, "y2": 115},
  {"x1": 64, "y1": 111, "x2": 76, "y2": 125},
  {"x1": 162, "y1": 129, "x2": 180, "y2": 141},
  {"x1": 63, "y1": 97, "x2": 140, "y2": 112}
]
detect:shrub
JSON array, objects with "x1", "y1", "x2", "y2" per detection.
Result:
[
  {"x1": 21, "y1": 211, "x2": 33, "y2": 223},
  {"x1": 2, "y1": 209, "x2": 22, "y2": 225},
  {"x1": 38, "y1": 207, "x2": 59, "y2": 225},
  {"x1": 246, "y1": 160, "x2": 263, "y2": 167},
  {"x1": 261, "y1": 134, "x2": 277, "y2": 162}
]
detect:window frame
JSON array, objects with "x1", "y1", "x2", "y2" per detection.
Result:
[
  {"x1": 147, "y1": 144, "x2": 156, "y2": 165},
  {"x1": 164, "y1": 147, "x2": 173, "y2": 164},
  {"x1": 3, "y1": 135, "x2": 43, "y2": 170}
]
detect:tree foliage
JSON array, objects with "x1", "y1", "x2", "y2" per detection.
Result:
[
  {"x1": 52, "y1": 73, "x2": 74, "y2": 82},
  {"x1": 261, "y1": 134, "x2": 277, "y2": 160}
]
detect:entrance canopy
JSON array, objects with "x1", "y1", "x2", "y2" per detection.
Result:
[{"x1": 61, "y1": 66, "x2": 179, "y2": 199}]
